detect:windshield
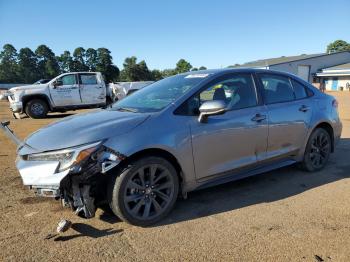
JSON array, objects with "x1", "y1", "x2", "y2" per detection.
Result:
[{"x1": 110, "y1": 74, "x2": 208, "y2": 113}]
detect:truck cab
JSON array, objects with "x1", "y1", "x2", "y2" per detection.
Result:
[{"x1": 3, "y1": 72, "x2": 108, "y2": 118}]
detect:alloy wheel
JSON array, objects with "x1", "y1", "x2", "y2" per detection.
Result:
[
  {"x1": 123, "y1": 164, "x2": 175, "y2": 220},
  {"x1": 309, "y1": 131, "x2": 330, "y2": 169}
]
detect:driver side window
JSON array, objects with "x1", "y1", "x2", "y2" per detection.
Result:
[
  {"x1": 175, "y1": 73, "x2": 257, "y2": 115},
  {"x1": 58, "y1": 74, "x2": 77, "y2": 86}
]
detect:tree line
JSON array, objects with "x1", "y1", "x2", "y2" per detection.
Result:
[
  {"x1": 1, "y1": 40, "x2": 347, "y2": 84},
  {"x1": 0, "y1": 44, "x2": 206, "y2": 84}
]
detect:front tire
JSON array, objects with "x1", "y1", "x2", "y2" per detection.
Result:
[
  {"x1": 300, "y1": 128, "x2": 331, "y2": 172},
  {"x1": 108, "y1": 157, "x2": 179, "y2": 226},
  {"x1": 25, "y1": 99, "x2": 48, "y2": 119}
]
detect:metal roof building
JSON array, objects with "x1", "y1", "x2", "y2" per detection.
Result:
[{"x1": 235, "y1": 51, "x2": 350, "y2": 90}]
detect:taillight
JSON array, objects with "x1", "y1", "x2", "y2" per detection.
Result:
[{"x1": 332, "y1": 99, "x2": 338, "y2": 108}]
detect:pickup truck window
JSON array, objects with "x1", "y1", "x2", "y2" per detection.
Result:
[
  {"x1": 80, "y1": 74, "x2": 98, "y2": 85},
  {"x1": 59, "y1": 74, "x2": 76, "y2": 85}
]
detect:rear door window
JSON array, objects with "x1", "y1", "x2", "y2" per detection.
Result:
[
  {"x1": 259, "y1": 74, "x2": 295, "y2": 104},
  {"x1": 80, "y1": 74, "x2": 98, "y2": 85}
]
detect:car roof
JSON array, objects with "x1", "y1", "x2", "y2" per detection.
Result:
[{"x1": 180, "y1": 68, "x2": 298, "y2": 79}]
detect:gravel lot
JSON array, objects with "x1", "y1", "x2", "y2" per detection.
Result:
[{"x1": 0, "y1": 92, "x2": 350, "y2": 262}]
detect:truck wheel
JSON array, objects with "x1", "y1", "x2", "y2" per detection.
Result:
[
  {"x1": 300, "y1": 128, "x2": 331, "y2": 172},
  {"x1": 25, "y1": 99, "x2": 49, "y2": 119},
  {"x1": 108, "y1": 157, "x2": 179, "y2": 226}
]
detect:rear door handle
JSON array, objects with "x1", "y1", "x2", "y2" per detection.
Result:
[
  {"x1": 251, "y1": 114, "x2": 266, "y2": 122},
  {"x1": 299, "y1": 105, "x2": 310, "y2": 112}
]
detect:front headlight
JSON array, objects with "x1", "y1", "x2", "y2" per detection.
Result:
[{"x1": 24, "y1": 141, "x2": 102, "y2": 172}]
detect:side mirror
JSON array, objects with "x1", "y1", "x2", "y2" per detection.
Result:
[
  {"x1": 53, "y1": 80, "x2": 63, "y2": 88},
  {"x1": 198, "y1": 100, "x2": 226, "y2": 123}
]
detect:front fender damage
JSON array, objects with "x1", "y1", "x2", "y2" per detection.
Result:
[{"x1": 60, "y1": 146, "x2": 126, "y2": 219}]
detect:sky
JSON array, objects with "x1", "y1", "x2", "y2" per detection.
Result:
[{"x1": 0, "y1": 0, "x2": 349, "y2": 70}]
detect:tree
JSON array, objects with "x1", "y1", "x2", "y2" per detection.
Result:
[
  {"x1": 57, "y1": 51, "x2": 73, "y2": 73},
  {"x1": 326, "y1": 40, "x2": 350, "y2": 53},
  {"x1": 71, "y1": 47, "x2": 89, "y2": 71},
  {"x1": 121, "y1": 56, "x2": 152, "y2": 81},
  {"x1": 199, "y1": 66, "x2": 207, "y2": 70},
  {"x1": 161, "y1": 69, "x2": 176, "y2": 78},
  {"x1": 151, "y1": 69, "x2": 163, "y2": 81},
  {"x1": 175, "y1": 59, "x2": 192, "y2": 73},
  {"x1": 191, "y1": 67, "x2": 198, "y2": 71},
  {"x1": 35, "y1": 45, "x2": 59, "y2": 79},
  {"x1": 18, "y1": 47, "x2": 39, "y2": 83},
  {"x1": 85, "y1": 48, "x2": 98, "y2": 71},
  {"x1": 0, "y1": 44, "x2": 18, "y2": 83},
  {"x1": 96, "y1": 48, "x2": 119, "y2": 82}
]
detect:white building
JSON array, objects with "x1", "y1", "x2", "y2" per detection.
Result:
[{"x1": 315, "y1": 63, "x2": 350, "y2": 91}]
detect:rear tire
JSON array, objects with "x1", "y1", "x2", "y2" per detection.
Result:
[
  {"x1": 108, "y1": 157, "x2": 179, "y2": 226},
  {"x1": 25, "y1": 99, "x2": 48, "y2": 119},
  {"x1": 300, "y1": 128, "x2": 331, "y2": 172}
]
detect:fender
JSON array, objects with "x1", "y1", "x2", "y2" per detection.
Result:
[
  {"x1": 21, "y1": 94, "x2": 54, "y2": 111},
  {"x1": 297, "y1": 119, "x2": 335, "y2": 161}
]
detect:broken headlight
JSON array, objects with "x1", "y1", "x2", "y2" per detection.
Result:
[{"x1": 25, "y1": 141, "x2": 102, "y2": 172}]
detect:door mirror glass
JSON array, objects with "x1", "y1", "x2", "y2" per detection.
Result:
[{"x1": 198, "y1": 100, "x2": 226, "y2": 123}]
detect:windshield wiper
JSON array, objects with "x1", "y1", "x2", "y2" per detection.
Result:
[{"x1": 116, "y1": 107, "x2": 138, "y2": 113}]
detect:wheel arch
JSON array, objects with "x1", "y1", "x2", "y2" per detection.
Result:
[
  {"x1": 112, "y1": 148, "x2": 185, "y2": 193},
  {"x1": 22, "y1": 94, "x2": 52, "y2": 111}
]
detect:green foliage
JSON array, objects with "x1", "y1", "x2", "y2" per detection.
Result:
[
  {"x1": 85, "y1": 48, "x2": 98, "y2": 71},
  {"x1": 0, "y1": 44, "x2": 19, "y2": 83},
  {"x1": 71, "y1": 47, "x2": 89, "y2": 71},
  {"x1": 0, "y1": 44, "x2": 206, "y2": 84},
  {"x1": 95, "y1": 48, "x2": 120, "y2": 82},
  {"x1": 35, "y1": 45, "x2": 60, "y2": 79},
  {"x1": 18, "y1": 47, "x2": 39, "y2": 83},
  {"x1": 175, "y1": 59, "x2": 192, "y2": 73},
  {"x1": 151, "y1": 69, "x2": 163, "y2": 81},
  {"x1": 326, "y1": 40, "x2": 350, "y2": 53},
  {"x1": 120, "y1": 56, "x2": 152, "y2": 81},
  {"x1": 58, "y1": 51, "x2": 73, "y2": 73}
]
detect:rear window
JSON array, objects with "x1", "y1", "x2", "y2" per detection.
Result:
[{"x1": 291, "y1": 79, "x2": 308, "y2": 100}]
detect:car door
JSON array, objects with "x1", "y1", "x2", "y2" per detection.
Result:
[
  {"x1": 187, "y1": 73, "x2": 268, "y2": 180},
  {"x1": 50, "y1": 74, "x2": 81, "y2": 106},
  {"x1": 79, "y1": 73, "x2": 106, "y2": 105},
  {"x1": 257, "y1": 73, "x2": 313, "y2": 160}
]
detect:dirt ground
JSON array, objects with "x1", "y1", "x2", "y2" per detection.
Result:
[{"x1": 0, "y1": 92, "x2": 350, "y2": 262}]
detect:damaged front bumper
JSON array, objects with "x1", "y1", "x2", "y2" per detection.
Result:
[
  {"x1": 1, "y1": 121, "x2": 125, "y2": 219},
  {"x1": 16, "y1": 143, "x2": 125, "y2": 219}
]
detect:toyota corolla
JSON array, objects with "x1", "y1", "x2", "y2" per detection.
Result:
[{"x1": 5, "y1": 69, "x2": 342, "y2": 226}]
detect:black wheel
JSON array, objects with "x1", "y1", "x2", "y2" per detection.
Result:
[
  {"x1": 108, "y1": 157, "x2": 179, "y2": 226},
  {"x1": 25, "y1": 99, "x2": 48, "y2": 119},
  {"x1": 301, "y1": 128, "x2": 331, "y2": 172}
]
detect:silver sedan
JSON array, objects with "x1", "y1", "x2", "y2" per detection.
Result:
[{"x1": 11, "y1": 68, "x2": 342, "y2": 226}]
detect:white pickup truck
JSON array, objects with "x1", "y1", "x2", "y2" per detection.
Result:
[{"x1": 0, "y1": 72, "x2": 113, "y2": 119}]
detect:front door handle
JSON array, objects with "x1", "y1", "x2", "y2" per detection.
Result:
[
  {"x1": 299, "y1": 105, "x2": 310, "y2": 112},
  {"x1": 251, "y1": 114, "x2": 266, "y2": 122}
]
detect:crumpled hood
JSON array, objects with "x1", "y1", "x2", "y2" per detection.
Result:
[
  {"x1": 19, "y1": 109, "x2": 150, "y2": 154},
  {"x1": 10, "y1": 84, "x2": 46, "y2": 92}
]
